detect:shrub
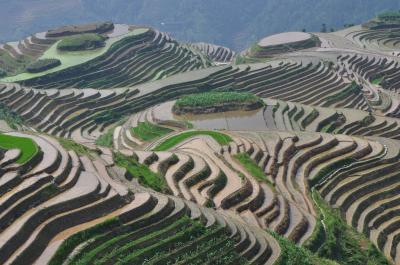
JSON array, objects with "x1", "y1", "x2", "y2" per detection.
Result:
[
  {"x1": 0, "y1": 68, "x2": 6, "y2": 78},
  {"x1": 57, "y1": 33, "x2": 107, "y2": 51},
  {"x1": 26, "y1": 59, "x2": 61, "y2": 73}
]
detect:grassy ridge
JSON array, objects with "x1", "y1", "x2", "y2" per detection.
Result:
[
  {"x1": 0, "y1": 134, "x2": 39, "y2": 164},
  {"x1": 153, "y1": 130, "x2": 232, "y2": 151},
  {"x1": 131, "y1": 122, "x2": 173, "y2": 141}
]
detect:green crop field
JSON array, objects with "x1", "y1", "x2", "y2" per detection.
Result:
[
  {"x1": 0, "y1": 134, "x2": 39, "y2": 164},
  {"x1": 1, "y1": 28, "x2": 149, "y2": 83},
  {"x1": 153, "y1": 130, "x2": 232, "y2": 151},
  {"x1": 131, "y1": 122, "x2": 173, "y2": 141}
]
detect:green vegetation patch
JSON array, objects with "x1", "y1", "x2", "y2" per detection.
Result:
[
  {"x1": 234, "y1": 153, "x2": 274, "y2": 188},
  {"x1": 309, "y1": 190, "x2": 390, "y2": 265},
  {"x1": 0, "y1": 134, "x2": 39, "y2": 164},
  {"x1": 0, "y1": 68, "x2": 6, "y2": 78},
  {"x1": 378, "y1": 11, "x2": 400, "y2": 22},
  {"x1": 2, "y1": 28, "x2": 149, "y2": 83},
  {"x1": 57, "y1": 33, "x2": 107, "y2": 51},
  {"x1": 58, "y1": 138, "x2": 97, "y2": 158},
  {"x1": 173, "y1": 91, "x2": 263, "y2": 114},
  {"x1": 26, "y1": 58, "x2": 61, "y2": 73},
  {"x1": 0, "y1": 48, "x2": 31, "y2": 76},
  {"x1": 371, "y1": 77, "x2": 384, "y2": 85},
  {"x1": 95, "y1": 128, "x2": 114, "y2": 147},
  {"x1": 49, "y1": 217, "x2": 121, "y2": 265},
  {"x1": 153, "y1": 130, "x2": 232, "y2": 151},
  {"x1": 64, "y1": 215, "x2": 247, "y2": 265},
  {"x1": 324, "y1": 82, "x2": 361, "y2": 106},
  {"x1": 131, "y1": 122, "x2": 173, "y2": 141},
  {"x1": 0, "y1": 103, "x2": 24, "y2": 130},
  {"x1": 114, "y1": 152, "x2": 168, "y2": 193},
  {"x1": 271, "y1": 231, "x2": 335, "y2": 265}
]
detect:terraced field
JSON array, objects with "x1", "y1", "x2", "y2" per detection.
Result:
[{"x1": 2, "y1": 12, "x2": 400, "y2": 264}]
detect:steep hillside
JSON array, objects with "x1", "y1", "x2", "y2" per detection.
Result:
[
  {"x1": 3, "y1": 11, "x2": 400, "y2": 265},
  {"x1": 1, "y1": 0, "x2": 400, "y2": 49}
]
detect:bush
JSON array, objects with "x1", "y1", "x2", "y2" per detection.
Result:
[
  {"x1": 26, "y1": 59, "x2": 61, "y2": 73},
  {"x1": 0, "y1": 68, "x2": 6, "y2": 78},
  {"x1": 57, "y1": 33, "x2": 107, "y2": 51}
]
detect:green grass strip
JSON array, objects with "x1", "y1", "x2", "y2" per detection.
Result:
[
  {"x1": 234, "y1": 153, "x2": 275, "y2": 188},
  {"x1": 95, "y1": 128, "x2": 114, "y2": 147},
  {"x1": 0, "y1": 134, "x2": 39, "y2": 164},
  {"x1": 153, "y1": 130, "x2": 232, "y2": 151},
  {"x1": 114, "y1": 152, "x2": 167, "y2": 192},
  {"x1": 131, "y1": 122, "x2": 173, "y2": 141}
]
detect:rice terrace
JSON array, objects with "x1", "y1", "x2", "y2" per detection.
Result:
[{"x1": 3, "y1": 3, "x2": 400, "y2": 265}]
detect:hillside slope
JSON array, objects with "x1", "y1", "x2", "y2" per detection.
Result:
[{"x1": 1, "y1": 0, "x2": 400, "y2": 49}]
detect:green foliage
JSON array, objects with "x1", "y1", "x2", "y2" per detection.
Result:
[
  {"x1": 57, "y1": 33, "x2": 106, "y2": 51},
  {"x1": 95, "y1": 128, "x2": 114, "y2": 147},
  {"x1": 58, "y1": 138, "x2": 97, "y2": 158},
  {"x1": 0, "y1": 48, "x2": 31, "y2": 77},
  {"x1": 378, "y1": 11, "x2": 400, "y2": 22},
  {"x1": 49, "y1": 217, "x2": 120, "y2": 265},
  {"x1": 114, "y1": 152, "x2": 168, "y2": 192},
  {"x1": 311, "y1": 190, "x2": 391, "y2": 265},
  {"x1": 26, "y1": 58, "x2": 61, "y2": 73},
  {"x1": 234, "y1": 153, "x2": 274, "y2": 188},
  {"x1": 67, "y1": 214, "x2": 246, "y2": 265},
  {"x1": 0, "y1": 68, "x2": 6, "y2": 78},
  {"x1": 131, "y1": 122, "x2": 173, "y2": 141},
  {"x1": 271, "y1": 231, "x2": 334, "y2": 265},
  {"x1": 324, "y1": 82, "x2": 360, "y2": 106},
  {"x1": 371, "y1": 77, "x2": 383, "y2": 85},
  {"x1": 0, "y1": 133, "x2": 39, "y2": 164},
  {"x1": 0, "y1": 103, "x2": 24, "y2": 130},
  {"x1": 153, "y1": 130, "x2": 232, "y2": 151},
  {"x1": 174, "y1": 91, "x2": 263, "y2": 109}
]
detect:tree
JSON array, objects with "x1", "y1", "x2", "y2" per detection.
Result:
[{"x1": 321, "y1": 23, "x2": 327, "y2": 33}]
